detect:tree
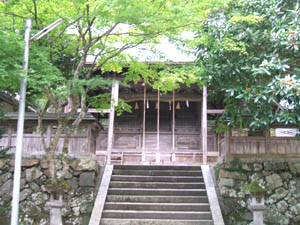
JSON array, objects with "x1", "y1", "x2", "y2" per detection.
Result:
[
  {"x1": 195, "y1": 0, "x2": 300, "y2": 133},
  {"x1": 0, "y1": 0, "x2": 223, "y2": 203}
]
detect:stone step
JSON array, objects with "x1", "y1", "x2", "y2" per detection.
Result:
[
  {"x1": 111, "y1": 175, "x2": 204, "y2": 183},
  {"x1": 104, "y1": 202, "x2": 211, "y2": 211},
  {"x1": 106, "y1": 195, "x2": 209, "y2": 203},
  {"x1": 102, "y1": 210, "x2": 212, "y2": 220},
  {"x1": 109, "y1": 181, "x2": 205, "y2": 189},
  {"x1": 100, "y1": 218, "x2": 213, "y2": 225},
  {"x1": 113, "y1": 165, "x2": 202, "y2": 170},
  {"x1": 108, "y1": 188, "x2": 207, "y2": 196},
  {"x1": 112, "y1": 169, "x2": 202, "y2": 176},
  {"x1": 110, "y1": 160, "x2": 121, "y2": 165}
]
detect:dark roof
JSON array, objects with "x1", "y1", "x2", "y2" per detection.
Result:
[{"x1": 4, "y1": 112, "x2": 97, "y2": 121}]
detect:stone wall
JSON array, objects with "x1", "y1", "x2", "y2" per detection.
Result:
[
  {"x1": 0, "y1": 157, "x2": 102, "y2": 225},
  {"x1": 215, "y1": 158, "x2": 300, "y2": 225}
]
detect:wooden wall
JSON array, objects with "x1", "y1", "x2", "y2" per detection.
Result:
[
  {"x1": 0, "y1": 121, "x2": 99, "y2": 157},
  {"x1": 219, "y1": 129, "x2": 300, "y2": 158}
]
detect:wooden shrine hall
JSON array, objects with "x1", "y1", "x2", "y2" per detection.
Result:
[{"x1": 95, "y1": 80, "x2": 222, "y2": 165}]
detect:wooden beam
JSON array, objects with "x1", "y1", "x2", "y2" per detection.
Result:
[
  {"x1": 207, "y1": 109, "x2": 224, "y2": 114},
  {"x1": 202, "y1": 86, "x2": 207, "y2": 165},
  {"x1": 77, "y1": 108, "x2": 110, "y2": 113},
  {"x1": 107, "y1": 80, "x2": 119, "y2": 165},
  {"x1": 123, "y1": 96, "x2": 201, "y2": 103}
]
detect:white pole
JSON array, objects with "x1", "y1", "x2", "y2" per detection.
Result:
[{"x1": 11, "y1": 17, "x2": 32, "y2": 225}]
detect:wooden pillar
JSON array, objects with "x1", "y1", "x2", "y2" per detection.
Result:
[
  {"x1": 225, "y1": 131, "x2": 230, "y2": 156},
  {"x1": 172, "y1": 89, "x2": 176, "y2": 161},
  {"x1": 202, "y1": 86, "x2": 207, "y2": 164},
  {"x1": 7, "y1": 125, "x2": 12, "y2": 147},
  {"x1": 107, "y1": 80, "x2": 119, "y2": 165},
  {"x1": 87, "y1": 125, "x2": 92, "y2": 153},
  {"x1": 142, "y1": 83, "x2": 146, "y2": 161},
  {"x1": 46, "y1": 125, "x2": 51, "y2": 148},
  {"x1": 157, "y1": 89, "x2": 160, "y2": 149}
]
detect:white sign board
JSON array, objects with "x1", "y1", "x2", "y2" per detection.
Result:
[{"x1": 275, "y1": 128, "x2": 299, "y2": 137}]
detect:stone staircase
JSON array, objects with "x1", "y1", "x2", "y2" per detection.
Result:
[{"x1": 100, "y1": 165, "x2": 214, "y2": 225}]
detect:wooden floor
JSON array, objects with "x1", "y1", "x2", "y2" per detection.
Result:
[{"x1": 96, "y1": 150, "x2": 219, "y2": 165}]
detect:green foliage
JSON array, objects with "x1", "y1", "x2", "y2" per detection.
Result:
[
  {"x1": 45, "y1": 177, "x2": 72, "y2": 195},
  {"x1": 245, "y1": 181, "x2": 267, "y2": 195},
  {"x1": 196, "y1": 0, "x2": 300, "y2": 131},
  {"x1": 0, "y1": 0, "x2": 223, "y2": 111},
  {"x1": 229, "y1": 15, "x2": 264, "y2": 25},
  {"x1": 88, "y1": 93, "x2": 132, "y2": 116},
  {"x1": 0, "y1": 31, "x2": 23, "y2": 94}
]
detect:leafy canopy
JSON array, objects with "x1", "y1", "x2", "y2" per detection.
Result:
[{"x1": 195, "y1": 0, "x2": 300, "y2": 131}]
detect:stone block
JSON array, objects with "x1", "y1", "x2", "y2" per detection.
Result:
[
  {"x1": 66, "y1": 178, "x2": 78, "y2": 190},
  {"x1": 264, "y1": 205, "x2": 289, "y2": 225},
  {"x1": 0, "y1": 172, "x2": 12, "y2": 184},
  {"x1": 31, "y1": 192, "x2": 49, "y2": 205},
  {"x1": 268, "y1": 187, "x2": 289, "y2": 203},
  {"x1": 20, "y1": 178, "x2": 26, "y2": 190},
  {"x1": 280, "y1": 172, "x2": 292, "y2": 181},
  {"x1": 242, "y1": 163, "x2": 263, "y2": 172},
  {"x1": 0, "y1": 179, "x2": 13, "y2": 197},
  {"x1": 219, "y1": 169, "x2": 247, "y2": 180},
  {"x1": 25, "y1": 167, "x2": 43, "y2": 182},
  {"x1": 291, "y1": 203, "x2": 300, "y2": 216},
  {"x1": 10, "y1": 159, "x2": 40, "y2": 167},
  {"x1": 276, "y1": 200, "x2": 288, "y2": 213},
  {"x1": 29, "y1": 181, "x2": 41, "y2": 192},
  {"x1": 20, "y1": 201, "x2": 42, "y2": 216},
  {"x1": 70, "y1": 159, "x2": 97, "y2": 171},
  {"x1": 0, "y1": 159, "x2": 5, "y2": 168},
  {"x1": 40, "y1": 160, "x2": 48, "y2": 169},
  {"x1": 79, "y1": 172, "x2": 95, "y2": 187},
  {"x1": 265, "y1": 173, "x2": 283, "y2": 191},
  {"x1": 20, "y1": 188, "x2": 32, "y2": 202},
  {"x1": 218, "y1": 178, "x2": 235, "y2": 188},
  {"x1": 264, "y1": 161, "x2": 287, "y2": 171},
  {"x1": 288, "y1": 162, "x2": 300, "y2": 174},
  {"x1": 288, "y1": 179, "x2": 300, "y2": 198}
]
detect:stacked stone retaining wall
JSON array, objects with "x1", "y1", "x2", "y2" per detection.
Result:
[
  {"x1": 0, "y1": 157, "x2": 102, "y2": 225},
  {"x1": 215, "y1": 158, "x2": 300, "y2": 225}
]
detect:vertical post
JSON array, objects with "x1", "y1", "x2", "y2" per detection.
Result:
[
  {"x1": 107, "y1": 80, "x2": 119, "y2": 165},
  {"x1": 142, "y1": 83, "x2": 146, "y2": 161},
  {"x1": 156, "y1": 89, "x2": 160, "y2": 163},
  {"x1": 11, "y1": 18, "x2": 32, "y2": 225},
  {"x1": 265, "y1": 130, "x2": 270, "y2": 154},
  {"x1": 172, "y1": 89, "x2": 176, "y2": 161},
  {"x1": 7, "y1": 125, "x2": 12, "y2": 147},
  {"x1": 202, "y1": 86, "x2": 207, "y2": 165},
  {"x1": 87, "y1": 125, "x2": 92, "y2": 153},
  {"x1": 157, "y1": 89, "x2": 160, "y2": 149},
  {"x1": 46, "y1": 125, "x2": 51, "y2": 148},
  {"x1": 225, "y1": 131, "x2": 230, "y2": 156}
]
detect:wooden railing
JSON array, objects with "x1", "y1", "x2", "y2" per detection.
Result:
[
  {"x1": 219, "y1": 131, "x2": 300, "y2": 157},
  {"x1": 0, "y1": 132, "x2": 96, "y2": 157}
]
